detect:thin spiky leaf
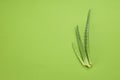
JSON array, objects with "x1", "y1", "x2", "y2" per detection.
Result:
[
  {"x1": 75, "y1": 26, "x2": 86, "y2": 61},
  {"x1": 84, "y1": 9, "x2": 91, "y2": 65}
]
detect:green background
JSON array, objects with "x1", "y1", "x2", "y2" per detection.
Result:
[{"x1": 0, "y1": 0, "x2": 120, "y2": 80}]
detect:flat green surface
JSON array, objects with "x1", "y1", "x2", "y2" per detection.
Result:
[{"x1": 0, "y1": 0, "x2": 120, "y2": 80}]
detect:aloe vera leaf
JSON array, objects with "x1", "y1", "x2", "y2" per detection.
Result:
[
  {"x1": 75, "y1": 25, "x2": 86, "y2": 61},
  {"x1": 84, "y1": 9, "x2": 92, "y2": 65}
]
